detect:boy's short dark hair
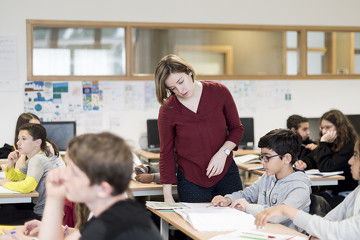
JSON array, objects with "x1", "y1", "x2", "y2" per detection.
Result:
[
  {"x1": 67, "y1": 132, "x2": 133, "y2": 195},
  {"x1": 258, "y1": 129, "x2": 302, "y2": 164},
  {"x1": 287, "y1": 115, "x2": 308, "y2": 130}
]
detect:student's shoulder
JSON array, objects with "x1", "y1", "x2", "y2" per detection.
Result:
[{"x1": 283, "y1": 171, "x2": 312, "y2": 187}]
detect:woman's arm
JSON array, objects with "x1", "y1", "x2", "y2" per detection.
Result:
[{"x1": 163, "y1": 184, "x2": 175, "y2": 203}]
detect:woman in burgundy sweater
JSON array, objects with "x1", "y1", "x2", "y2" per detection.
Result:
[{"x1": 154, "y1": 54, "x2": 244, "y2": 203}]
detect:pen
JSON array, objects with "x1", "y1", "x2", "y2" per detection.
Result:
[{"x1": 242, "y1": 232, "x2": 276, "y2": 239}]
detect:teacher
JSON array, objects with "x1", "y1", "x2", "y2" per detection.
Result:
[{"x1": 154, "y1": 54, "x2": 244, "y2": 203}]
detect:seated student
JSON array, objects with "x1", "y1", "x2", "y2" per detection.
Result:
[
  {"x1": 134, "y1": 164, "x2": 160, "y2": 184},
  {"x1": 14, "y1": 112, "x2": 65, "y2": 169},
  {"x1": 255, "y1": 139, "x2": 360, "y2": 240},
  {"x1": 295, "y1": 109, "x2": 358, "y2": 208},
  {"x1": 0, "y1": 123, "x2": 54, "y2": 224},
  {"x1": 37, "y1": 132, "x2": 162, "y2": 240},
  {"x1": 287, "y1": 114, "x2": 317, "y2": 160},
  {"x1": 211, "y1": 129, "x2": 312, "y2": 231}
]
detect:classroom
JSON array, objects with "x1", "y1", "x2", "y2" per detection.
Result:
[{"x1": 1, "y1": 0, "x2": 360, "y2": 239}]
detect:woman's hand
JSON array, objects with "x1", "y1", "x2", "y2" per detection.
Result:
[
  {"x1": 230, "y1": 198, "x2": 249, "y2": 212},
  {"x1": 294, "y1": 160, "x2": 307, "y2": 170},
  {"x1": 206, "y1": 150, "x2": 227, "y2": 178},
  {"x1": 321, "y1": 130, "x2": 337, "y2": 143}
]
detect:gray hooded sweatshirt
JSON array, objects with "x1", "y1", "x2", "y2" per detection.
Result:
[
  {"x1": 294, "y1": 185, "x2": 360, "y2": 240},
  {"x1": 225, "y1": 171, "x2": 312, "y2": 231}
]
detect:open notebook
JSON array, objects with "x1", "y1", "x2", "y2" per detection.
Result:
[{"x1": 174, "y1": 203, "x2": 256, "y2": 232}]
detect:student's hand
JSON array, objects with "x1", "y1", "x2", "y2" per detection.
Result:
[
  {"x1": 230, "y1": 198, "x2": 249, "y2": 212},
  {"x1": 206, "y1": 150, "x2": 227, "y2": 178},
  {"x1": 211, "y1": 195, "x2": 231, "y2": 207},
  {"x1": 23, "y1": 219, "x2": 41, "y2": 236},
  {"x1": 135, "y1": 173, "x2": 154, "y2": 183},
  {"x1": 7, "y1": 150, "x2": 20, "y2": 169},
  {"x1": 294, "y1": 160, "x2": 307, "y2": 170},
  {"x1": 255, "y1": 205, "x2": 298, "y2": 229},
  {"x1": 135, "y1": 165, "x2": 148, "y2": 175},
  {"x1": 45, "y1": 168, "x2": 67, "y2": 199},
  {"x1": 0, "y1": 178, "x2": 11, "y2": 186},
  {"x1": 305, "y1": 143, "x2": 317, "y2": 151},
  {"x1": 321, "y1": 130, "x2": 337, "y2": 143},
  {"x1": 254, "y1": 205, "x2": 286, "y2": 229}
]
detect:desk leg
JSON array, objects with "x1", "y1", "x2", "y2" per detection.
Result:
[{"x1": 160, "y1": 218, "x2": 169, "y2": 240}]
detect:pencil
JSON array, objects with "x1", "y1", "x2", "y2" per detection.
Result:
[{"x1": 13, "y1": 144, "x2": 17, "y2": 151}]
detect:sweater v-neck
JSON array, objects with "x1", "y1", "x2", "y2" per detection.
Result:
[{"x1": 175, "y1": 81, "x2": 205, "y2": 115}]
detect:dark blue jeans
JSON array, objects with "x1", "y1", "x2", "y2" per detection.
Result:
[{"x1": 177, "y1": 160, "x2": 243, "y2": 202}]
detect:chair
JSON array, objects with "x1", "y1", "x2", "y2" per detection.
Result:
[{"x1": 309, "y1": 194, "x2": 332, "y2": 217}]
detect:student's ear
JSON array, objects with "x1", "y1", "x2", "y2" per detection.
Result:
[
  {"x1": 290, "y1": 127, "x2": 296, "y2": 132},
  {"x1": 282, "y1": 153, "x2": 292, "y2": 165},
  {"x1": 35, "y1": 139, "x2": 42, "y2": 148},
  {"x1": 97, "y1": 181, "x2": 114, "y2": 198}
]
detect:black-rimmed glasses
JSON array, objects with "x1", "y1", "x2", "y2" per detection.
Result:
[{"x1": 259, "y1": 154, "x2": 281, "y2": 163}]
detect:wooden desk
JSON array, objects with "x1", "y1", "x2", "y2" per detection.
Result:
[
  {"x1": 0, "y1": 190, "x2": 39, "y2": 204},
  {"x1": 136, "y1": 149, "x2": 260, "y2": 160},
  {"x1": 149, "y1": 208, "x2": 307, "y2": 240},
  {"x1": 0, "y1": 161, "x2": 40, "y2": 204},
  {"x1": 237, "y1": 163, "x2": 345, "y2": 186},
  {"x1": 129, "y1": 180, "x2": 177, "y2": 197}
]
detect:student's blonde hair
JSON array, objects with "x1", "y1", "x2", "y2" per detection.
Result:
[
  {"x1": 154, "y1": 54, "x2": 196, "y2": 107},
  {"x1": 67, "y1": 132, "x2": 133, "y2": 195}
]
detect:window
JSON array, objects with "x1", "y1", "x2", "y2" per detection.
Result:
[{"x1": 27, "y1": 20, "x2": 360, "y2": 80}]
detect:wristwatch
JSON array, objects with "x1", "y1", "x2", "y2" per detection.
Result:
[{"x1": 223, "y1": 148, "x2": 231, "y2": 156}]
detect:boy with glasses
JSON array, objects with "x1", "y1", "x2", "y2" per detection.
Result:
[{"x1": 211, "y1": 129, "x2": 311, "y2": 231}]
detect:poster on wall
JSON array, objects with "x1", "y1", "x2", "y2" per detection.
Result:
[{"x1": 0, "y1": 36, "x2": 18, "y2": 91}]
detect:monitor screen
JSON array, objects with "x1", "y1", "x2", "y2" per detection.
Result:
[
  {"x1": 147, "y1": 119, "x2": 160, "y2": 150},
  {"x1": 239, "y1": 117, "x2": 255, "y2": 149},
  {"x1": 307, "y1": 117, "x2": 320, "y2": 141},
  {"x1": 308, "y1": 115, "x2": 360, "y2": 140},
  {"x1": 347, "y1": 115, "x2": 360, "y2": 135},
  {"x1": 41, "y1": 121, "x2": 76, "y2": 151}
]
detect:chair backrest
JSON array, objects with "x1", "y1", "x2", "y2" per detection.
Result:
[{"x1": 309, "y1": 194, "x2": 332, "y2": 217}]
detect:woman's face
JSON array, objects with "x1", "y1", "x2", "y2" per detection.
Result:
[
  {"x1": 348, "y1": 142, "x2": 360, "y2": 180},
  {"x1": 165, "y1": 72, "x2": 195, "y2": 99},
  {"x1": 320, "y1": 119, "x2": 336, "y2": 136}
]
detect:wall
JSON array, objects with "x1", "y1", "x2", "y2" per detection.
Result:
[{"x1": 1, "y1": 0, "x2": 360, "y2": 150}]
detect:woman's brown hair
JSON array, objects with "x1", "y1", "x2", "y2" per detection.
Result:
[{"x1": 154, "y1": 54, "x2": 195, "y2": 107}]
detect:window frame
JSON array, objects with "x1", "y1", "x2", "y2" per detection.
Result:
[{"x1": 27, "y1": 20, "x2": 360, "y2": 81}]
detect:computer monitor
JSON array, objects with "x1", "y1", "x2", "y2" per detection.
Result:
[
  {"x1": 347, "y1": 115, "x2": 360, "y2": 135},
  {"x1": 239, "y1": 117, "x2": 255, "y2": 149},
  {"x1": 41, "y1": 121, "x2": 76, "y2": 151},
  {"x1": 307, "y1": 117, "x2": 321, "y2": 141},
  {"x1": 146, "y1": 119, "x2": 160, "y2": 152},
  {"x1": 308, "y1": 115, "x2": 360, "y2": 140}
]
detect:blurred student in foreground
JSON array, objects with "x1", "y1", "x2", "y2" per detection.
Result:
[
  {"x1": 255, "y1": 139, "x2": 360, "y2": 240},
  {"x1": 36, "y1": 132, "x2": 161, "y2": 240}
]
